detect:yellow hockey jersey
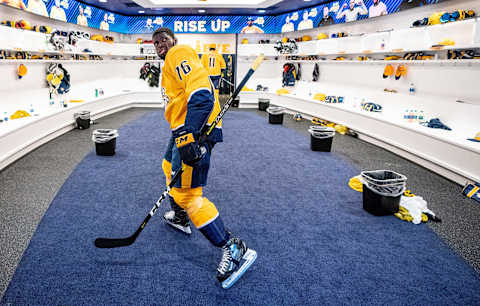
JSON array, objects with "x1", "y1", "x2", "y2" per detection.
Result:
[
  {"x1": 162, "y1": 45, "x2": 222, "y2": 142},
  {"x1": 200, "y1": 51, "x2": 226, "y2": 77}
]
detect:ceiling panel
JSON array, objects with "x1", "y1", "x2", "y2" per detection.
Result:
[{"x1": 76, "y1": 0, "x2": 333, "y2": 16}]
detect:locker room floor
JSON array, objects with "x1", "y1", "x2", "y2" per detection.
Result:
[{"x1": 1, "y1": 107, "x2": 479, "y2": 300}]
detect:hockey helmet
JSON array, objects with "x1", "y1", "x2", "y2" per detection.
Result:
[
  {"x1": 17, "y1": 64, "x2": 27, "y2": 79},
  {"x1": 428, "y1": 12, "x2": 444, "y2": 25},
  {"x1": 302, "y1": 35, "x2": 312, "y2": 42},
  {"x1": 317, "y1": 33, "x2": 328, "y2": 40},
  {"x1": 49, "y1": 33, "x2": 65, "y2": 51}
]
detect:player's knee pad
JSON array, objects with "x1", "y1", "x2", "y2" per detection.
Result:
[{"x1": 169, "y1": 187, "x2": 207, "y2": 219}]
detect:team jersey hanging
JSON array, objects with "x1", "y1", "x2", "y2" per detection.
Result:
[
  {"x1": 312, "y1": 63, "x2": 319, "y2": 82},
  {"x1": 282, "y1": 63, "x2": 296, "y2": 87}
]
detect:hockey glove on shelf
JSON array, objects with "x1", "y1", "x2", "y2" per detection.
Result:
[{"x1": 174, "y1": 130, "x2": 206, "y2": 166}]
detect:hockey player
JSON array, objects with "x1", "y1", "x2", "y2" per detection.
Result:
[
  {"x1": 152, "y1": 27, "x2": 256, "y2": 288},
  {"x1": 200, "y1": 45, "x2": 226, "y2": 92}
]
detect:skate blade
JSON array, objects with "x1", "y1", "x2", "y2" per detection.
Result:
[
  {"x1": 165, "y1": 220, "x2": 192, "y2": 235},
  {"x1": 221, "y1": 249, "x2": 257, "y2": 289}
]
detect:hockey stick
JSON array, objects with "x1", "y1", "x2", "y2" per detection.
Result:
[
  {"x1": 220, "y1": 77, "x2": 234, "y2": 86},
  {"x1": 94, "y1": 54, "x2": 264, "y2": 248}
]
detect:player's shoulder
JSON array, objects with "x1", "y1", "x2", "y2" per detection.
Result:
[
  {"x1": 166, "y1": 45, "x2": 198, "y2": 63},
  {"x1": 169, "y1": 45, "x2": 196, "y2": 57}
]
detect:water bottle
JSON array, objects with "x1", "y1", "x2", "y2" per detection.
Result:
[
  {"x1": 408, "y1": 110, "x2": 414, "y2": 123},
  {"x1": 29, "y1": 104, "x2": 35, "y2": 116},
  {"x1": 418, "y1": 110, "x2": 424, "y2": 123},
  {"x1": 409, "y1": 83, "x2": 415, "y2": 95},
  {"x1": 4, "y1": 112, "x2": 9, "y2": 122}
]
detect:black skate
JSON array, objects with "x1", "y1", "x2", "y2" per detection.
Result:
[
  {"x1": 164, "y1": 196, "x2": 192, "y2": 235},
  {"x1": 217, "y1": 238, "x2": 257, "y2": 289}
]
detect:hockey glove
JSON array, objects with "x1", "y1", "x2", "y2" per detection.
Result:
[{"x1": 174, "y1": 130, "x2": 206, "y2": 166}]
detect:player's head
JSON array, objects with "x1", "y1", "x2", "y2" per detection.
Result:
[
  {"x1": 247, "y1": 17, "x2": 253, "y2": 26},
  {"x1": 373, "y1": 0, "x2": 380, "y2": 4},
  {"x1": 152, "y1": 27, "x2": 177, "y2": 60},
  {"x1": 303, "y1": 11, "x2": 308, "y2": 20},
  {"x1": 323, "y1": 6, "x2": 329, "y2": 17},
  {"x1": 286, "y1": 16, "x2": 290, "y2": 23},
  {"x1": 79, "y1": 5, "x2": 84, "y2": 15},
  {"x1": 349, "y1": 0, "x2": 355, "y2": 10},
  {"x1": 104, "y1": 13, "x2": 108, "y2": 21},
  {"x1": 55, "y1": 0, "x2": 60, "y2": 7}
]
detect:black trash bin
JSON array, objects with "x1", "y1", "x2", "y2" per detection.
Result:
[
  {"x1": 258, "y1": 98, "x2": 270, "y2": 111},
  {"x1": 232, "y1": 97, "x2": 240, "y2": 108},
  {"x1": 267, "y1": 106, "x2": 284, "y2": 124},
  {"x1": 361, "y1": 170, "x2": 407, "y2": 216},
  {"x1": 308, "y1": 126, "x2": 335, "y2": 152},
  {"x1": 92, "y1": 129, "x2": 118, "y2": 156},
  {"x1": 74, "y1": 111, "x2": 91, "y2": 130}
]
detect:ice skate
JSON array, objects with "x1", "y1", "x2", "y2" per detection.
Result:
[
  {"x1": 164, "y1": 196, "x2": 192, "y2": 235},
  {"x1": 217, "y1": 238, "x2": 257, "y2": 289}
]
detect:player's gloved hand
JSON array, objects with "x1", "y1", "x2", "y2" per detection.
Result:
[{"x1": 174, "y1": 130, "x2": 206, "y2": 166}]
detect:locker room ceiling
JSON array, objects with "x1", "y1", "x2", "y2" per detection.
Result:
[{"x1": 76, "y1": 0, "x2": 333, "y2": 16}]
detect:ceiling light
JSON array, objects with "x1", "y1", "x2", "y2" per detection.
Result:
[
  {"x1": 99, "y1": 0, "x2": 107, "y2": 3},
  {"x1": 258, "y1": 9, "x2": 266, "y2": 13},
  {"x1": 304, "y1": 0, "x2": 312, "y2": 2},
  {"x1": 138, "y1": 10, "x2": 145, "y2": 13},
  {"x1": 198, "y1": 9, "x2": 206, "y2": 13}
]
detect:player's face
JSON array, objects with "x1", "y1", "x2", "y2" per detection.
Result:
[
  {"x1": 79, "y1": 6, "x2": 83, "y2": 14},
  {"x1": 55, "y1": 0, "x2": 60, "y2": 7},
  {"x1": 373, "y1": 0, "x2": 379, "y2": 3},
  {"x1": 247, "y1": 20, "x2": 252, "y2": 26},
  {"x1": 153, "y1": 32, "x2": 176, "y2": 60},
  {"x1": 350, "y1": 0, "x2": 355, "y2": 9},
  {"x1": 323, "y1": 7, "x2": 329, "y2": 17}
]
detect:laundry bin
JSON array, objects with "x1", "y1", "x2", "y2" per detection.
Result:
[
  {"x1": 258, "y1": 98, "x2": 270, "y2": 111},
  {"x1": 267, "y1": 106, "x2": 284, "y2": 124},
  {"x1": 308, "y1": 126, "x2": 335, "y2": 152},
  {"x1": 74, "y1": 111, "x2": 91, "y2": 130},
  {"x1": 361, "y1": 170, "x2": 407, "y2": 216},
  {"x1": 92, "y1": 129, "x2": 118, "y2": 156}
]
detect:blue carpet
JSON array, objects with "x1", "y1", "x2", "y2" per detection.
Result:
[{"x1": 2, "y1": 111, "x2": 480, "y2": 305}]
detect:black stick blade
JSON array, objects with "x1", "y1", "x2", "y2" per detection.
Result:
[{"x1": 94, "y1": 237, "x2": 134, "y2": 248}]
